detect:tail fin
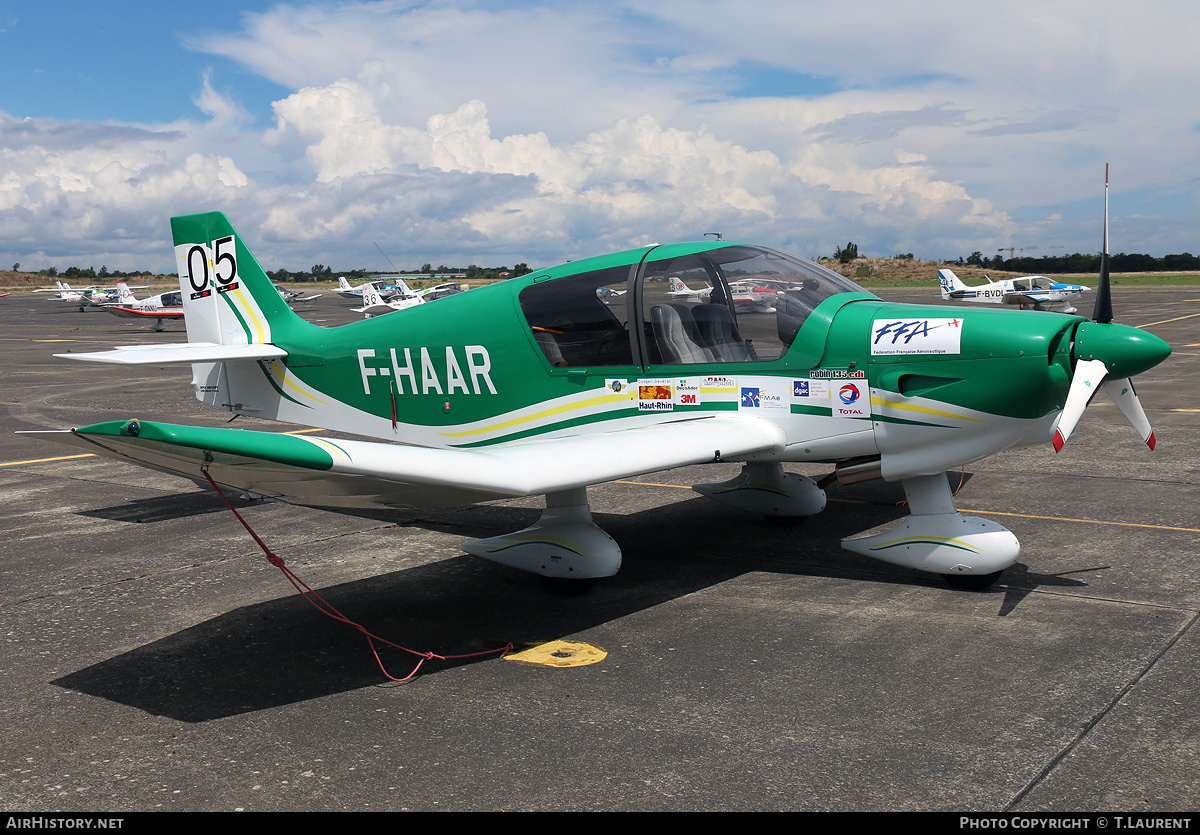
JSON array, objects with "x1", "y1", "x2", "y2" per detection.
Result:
[
  {"x1": 171, "y1": 212, "x2": 302, "y2": 346},
  {"x1": 937, "y1": 269, "x2": 966, "y2": 299},
  {"x1": 668, "y1": 276, "x2": 689, "y2": 293},
  {"x1": 338, "y1": 276, "x2": 352, "y2": 292},
  {"x1": 355, "y1": 285, "x2": 390, "y2": 314},
  {"x1": 116, "y1": 281, "x2": 136, "y2": 304}
]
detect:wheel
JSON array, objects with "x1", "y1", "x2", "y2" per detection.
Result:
[
  {"x1": 942, "y1": 570, "x2": 1003, "y2": 591},
  {"x1": 540, "y1": 575, "x2": 600, "y2": 595},
  {"x1": 763, "y1": 514, "x2": 806, "y2": 527}
]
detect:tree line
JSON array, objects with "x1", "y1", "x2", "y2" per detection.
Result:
[
  {"x1": 828, "y1": 243, "x2": 1199, "y2": 274},
  {"x1": 955, "y1": 251, "x2": 1200, "y2": 274},
  {"x1": 26, "y1": 265, "x2": 159, "y2": 279},
  {"x1": 267, "y1": 262, "x2": 534, "y2": 283},
  {"x1": 20, "y1": 262, "x2": 535, "y2": 283}
]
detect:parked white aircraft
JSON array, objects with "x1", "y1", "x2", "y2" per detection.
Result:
[
  {"x1": 103, "y1": 282, "x2": 185, "y2": 331},
  {"x1": 337, "y1": 275, "x2": 415, "y2": 300},
  {"x1": 275, "y1": 285, "x2": 323, "y2": 307},
  {"x1": 938, "y1": 270, "x2": 1089, "y2": 314},
  {"x1": 351, "y1": 283, "x2": 424, "y2": 318},
  {"x1": 668, "y1": 275, "x2": 782, "y2": 313}
]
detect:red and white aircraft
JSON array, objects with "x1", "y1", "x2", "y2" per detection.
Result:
[
  {"x1": 103, "y1": 282, "x2": 184, "y2": 331},
  {"x1": 668, "y1": 275, "x2": 783, "y2": 313}
]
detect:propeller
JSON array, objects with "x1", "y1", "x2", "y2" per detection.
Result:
[{"x1": 1052, "y1": 165, "x2": 1170, "y2": 452}]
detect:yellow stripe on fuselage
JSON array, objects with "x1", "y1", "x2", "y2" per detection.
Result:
[
  {"x1": 871, "y1": 396, "x2": 988, "y2": 423},
  {"x1": 439, "y1": 391, "x2": 634, "y2": 438},
  {"x1": 269, "y1": 360, "x2": 332, "y2": 407}
]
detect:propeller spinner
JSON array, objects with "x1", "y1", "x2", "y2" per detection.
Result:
[{"x1": 1053, "y1": 165, "x2": 1170, "y2": 452}]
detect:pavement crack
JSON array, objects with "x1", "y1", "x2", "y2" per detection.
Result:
[{"x1": 1005, "y1": 608, "x2": 1200, "y2": 810}]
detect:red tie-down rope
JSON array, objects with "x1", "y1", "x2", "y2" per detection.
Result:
[{"x1": 201, "y1": 467, "x2": 512, "y2": 682}]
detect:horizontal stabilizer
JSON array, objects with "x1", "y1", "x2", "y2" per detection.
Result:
[
  {"x1": 22, "y1": 415, "x2": 784, "y2": 510},
  {"x1": 54, "y1": 342, "x2": 288, "y2": 365}
]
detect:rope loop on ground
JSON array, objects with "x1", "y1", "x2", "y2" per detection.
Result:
[{"x1": 200, "y1": 466, "x2": 512, "y2": 682}]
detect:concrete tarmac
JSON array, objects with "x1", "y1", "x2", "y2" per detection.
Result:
[{"x1": 0, "y1": 286, "x2": 1196, "y2": 811}]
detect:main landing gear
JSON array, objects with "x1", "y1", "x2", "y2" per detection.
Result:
[
  {"x1": 462, "y1": 487, "x2": 621, "y2": 587},
  {"x1": 840, "y1": 472, "x2": 1018, "y2": 590},
  {"x1": 464, "y1": 467, "x2": 1015, "y2": 593}
]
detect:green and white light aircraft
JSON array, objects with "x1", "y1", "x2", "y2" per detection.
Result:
[{"x1": 26, "y1": 200, "x2": 1169, "y2": 591}]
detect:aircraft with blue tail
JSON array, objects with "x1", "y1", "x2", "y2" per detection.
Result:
[{"x1": 938, "y1": 269, "x2": 1090, "y2": 314}]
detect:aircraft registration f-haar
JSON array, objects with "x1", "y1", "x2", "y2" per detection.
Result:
[{"x1": 27, "y1": 189, "x2": 1169, "y2": 592}]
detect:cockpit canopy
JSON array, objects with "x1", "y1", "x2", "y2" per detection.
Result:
[
  {"x1": 519, "y1": 244, "x2": 864, "y2": 368},
  {"x1": 1011, "y1": 277, "x2": 1055, "y2": 292}
]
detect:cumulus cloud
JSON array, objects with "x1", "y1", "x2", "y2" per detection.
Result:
[
  {"x1": 3, "y1": 0, "x2": 1196, "y2": 272},
  {"x1": 0, "y1": 111, "x2": 251, "y2": 268}
]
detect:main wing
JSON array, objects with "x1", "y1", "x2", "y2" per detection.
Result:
[{"x1": 23, "y1": 414, "x2": 785, "y2": 510}]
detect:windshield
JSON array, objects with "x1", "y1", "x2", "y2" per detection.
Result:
[
  {"x1": 520, "y1": 244, "x2": 866, "y2": 369},
  {"x1": 642, "y1": 245, "x2": 864, "y2": 363}
]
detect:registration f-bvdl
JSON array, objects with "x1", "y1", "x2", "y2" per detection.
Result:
[{"x1": 30, "y1": 206, "x2": 1169, "y2": 592}]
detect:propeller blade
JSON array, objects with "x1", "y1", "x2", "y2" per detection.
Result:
[
  {"x1": 1053, "y1": 358, "x2": 1108, "y2": 452},
  {"x1": 1103, "y1": 377, "x2": 1156, "y2": 450}
]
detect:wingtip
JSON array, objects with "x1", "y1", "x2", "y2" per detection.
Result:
[
  {"x1": 1052, "y1": 429, "x2": 1065, "y2": 453},
  {"x1": 1146, "y1": 431, "x2": 1156, "y2": 451}
]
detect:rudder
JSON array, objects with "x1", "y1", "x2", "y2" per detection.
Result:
[
  {"x1": 171, "y1": 212, "x2": 300, "y2": 346},
  {"x1": 937, "y1": 269, "x2": 965, "y2": 299}
]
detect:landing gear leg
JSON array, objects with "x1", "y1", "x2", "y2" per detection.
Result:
[
  {"x1": 693, "y1": 463, "x2": 826, "y2": 519},
  {"x1": 463, "y1": 487, "x2": 621, "y2": 582},
  {"x1": 841, "y1": 472, "x2": 1017, "y2": 588}
]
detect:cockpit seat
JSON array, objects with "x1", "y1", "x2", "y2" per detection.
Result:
[
  {"x1": 692, "y1": 304, "x2": 752, "y2": 362},
  {"x1": 650, "y1": 304, "x2": 713, "y2": 364}
]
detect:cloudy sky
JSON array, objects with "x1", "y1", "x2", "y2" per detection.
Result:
[{"x1": 1, "y1": 0, "x2": 1196, "y2": 274}]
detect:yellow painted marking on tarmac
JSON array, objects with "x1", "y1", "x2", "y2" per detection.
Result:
[
  {"x1": 1136, "y1": 312, "x2": 1200, "y2": 328},
  {"x1": 956, "y1": 508, "x2": 1200, "y2": 534},
  {"x1": 616, "y1": 479, "x2": 693, "y2": 489},
  {"x1": 504, "y1": 640, "x2": 607, "y2": 668},
  {"x1": 615, "y1": 480, "x2": 1200, "y2": 533},
  {"x1": 283, "y1": 427, "x2": 325, "y2": 434},
  {"x1": 1171, "y1": 408, "x2": 1200, "y2": 412},
  {"x1": 0, "y1": 453, "x2": 96, "y2": 467}
]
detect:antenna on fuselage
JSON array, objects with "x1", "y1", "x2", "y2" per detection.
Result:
[{"x1": 704, "y1": 232, "x2": 723, "y2": 241}]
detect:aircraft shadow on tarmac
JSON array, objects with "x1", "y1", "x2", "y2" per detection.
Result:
[
  {"x1": 79, "y1": 489, "x2": 258, "y2": 523},
  {"x1": 51, "y1": 477, "x2": 1099, "y2": 721}
]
